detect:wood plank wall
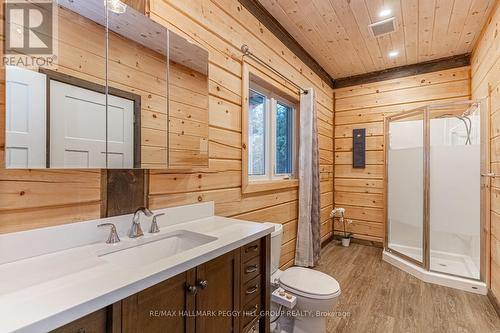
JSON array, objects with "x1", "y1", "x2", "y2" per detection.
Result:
[
  {"x1": 0, "y1": 0, "x2": 335, "y2": 269},
  {"x1": 147, "y1": 0, "x2": 334, "y2": 269},
  {"x1": 333, "y1": 66, "x2": 471, "y2": 243},
  {"x1": 471, "y1": 0, "x2": 500, "y2": 302}
]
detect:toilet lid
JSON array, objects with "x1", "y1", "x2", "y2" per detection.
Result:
[{"x1": 279, "y1": 267, "x2": 340, "y2": 300}]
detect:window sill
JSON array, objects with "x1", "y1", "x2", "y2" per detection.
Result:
[{"x1": 242, "y1": 179, "x2": 299, "y2": 194}]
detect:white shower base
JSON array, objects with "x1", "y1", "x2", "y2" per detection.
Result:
[
  {"x1": 383, "y1": 250, "x2": 486, "y2": 295},
  {"x1": 388, "y1": 243, "x2": 480, "y2": 279}
]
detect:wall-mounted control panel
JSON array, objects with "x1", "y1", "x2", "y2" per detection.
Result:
[{"x1": 352, "y1": 128, "x2": 366, "y2": 168}]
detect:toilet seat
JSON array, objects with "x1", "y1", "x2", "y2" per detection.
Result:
[{"x1": 279, "y1": 267, "x2": 341, "y2": 300}]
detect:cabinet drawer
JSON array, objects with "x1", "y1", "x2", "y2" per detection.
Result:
[
  {"x1": 242, "y1": 316, "x2": 260, "y2": 333},
  {"x1": 242, "y1": 275, "x2": 261, "y2": 307},
  {"x1": 241, "y1": 296, "x2": 261, "y2": 328},
  {"x1": 242, "y1": 239, "x2": 260, "y2": 263},
  {"x1": 242, "y1": 255, "x2": 260, "y2": 283},
  {"x1": 50, "y1": 308, "x2": 107, "y2": 333}
]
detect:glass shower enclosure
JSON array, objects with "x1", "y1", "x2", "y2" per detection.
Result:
[{"x1": 385, "y1": 100, "x2": 488, "y2": 281}]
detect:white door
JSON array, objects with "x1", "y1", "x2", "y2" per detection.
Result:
[
  {"x1": 107, "y1": 95, "x2": 134, "y2": 168},
  {"x1": 5, "y1": 66, "x2": 47, "y2": 168},
  {"x1": 50, "y1": 81, "x2": 134, "y2": 168}
]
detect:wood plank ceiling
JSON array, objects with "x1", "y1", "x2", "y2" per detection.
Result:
[{"x1": 257, "y1": 0, "x2": 496, "y2": 79}]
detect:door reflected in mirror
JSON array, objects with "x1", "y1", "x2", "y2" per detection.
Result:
[
  {"x1": 3, "y1": 0, "x2": 209, "y2": 169},
  {"x1": 5, "y1": 0, "x2": 108, "y2": 168}
]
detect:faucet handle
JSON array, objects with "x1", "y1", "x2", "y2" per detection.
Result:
[
  {"x1": 150, "y1": 213, "x2": 165, "y2": 234},
  {"x1": 136, "y1": 207, "x2": 154, "y2": 217},
  {"x1": 98, "y1": 223, "x2": 121, "y2": 244}
]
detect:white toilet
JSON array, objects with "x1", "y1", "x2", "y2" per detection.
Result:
[{"x1": 266, "y1": 223, "x2": 341, "y2": 333}]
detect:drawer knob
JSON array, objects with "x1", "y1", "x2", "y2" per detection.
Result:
[
  {"x1": 245, "y1": 265, "x2": 258, "y2": 273},
  {"x1": 77, "y1": 329, "x2": 87, "y2": 333},
  {"x1": 186, "y1": 284, "x2": 198, "y2": 295},
  {"x1": 245, "y1": 245, "x2": 258, "y2": 253},
  {"x1": 246, "y1": 285, "x2": 259, "y2": 295},
  {"x1": 198, "y1": 280, "x2": 208, "y2": 289}
]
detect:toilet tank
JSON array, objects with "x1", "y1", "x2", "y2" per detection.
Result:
[{"x1": 264, "y1": 223, "x2": 283, "y2": 275}]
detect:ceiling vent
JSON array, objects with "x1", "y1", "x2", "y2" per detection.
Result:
[{"x1": 369, "y1": 17, "x2": 398, "y2": 38}]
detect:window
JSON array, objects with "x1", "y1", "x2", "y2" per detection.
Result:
[
  {"x1": 275, "y1": 101, "x2": 294, "y2": 175},
  {"x1": 248, "y1": 83, "x2": 297, "y2": 181},
  {"x1": 248, "y1": 90, "x2": 266, "y2": 176}
]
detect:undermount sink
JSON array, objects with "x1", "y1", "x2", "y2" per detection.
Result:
[{"x1": 98, "y1": 230, "x2": 217, "y2": 268}]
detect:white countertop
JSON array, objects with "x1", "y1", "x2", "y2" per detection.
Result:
[{"x1": 0, "y1": 202, "x2": 274, "y2": 333}]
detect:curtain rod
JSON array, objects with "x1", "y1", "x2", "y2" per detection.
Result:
[{"x1": 241, "y1": 44, "x2": 309, "y2": 95}]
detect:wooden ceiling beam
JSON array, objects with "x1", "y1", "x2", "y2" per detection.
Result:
[{"x1": 333, "y1": 54, "x2": 471, "y2": 89}]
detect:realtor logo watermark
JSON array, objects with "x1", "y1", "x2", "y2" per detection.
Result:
[{"x1": 3, "y1": 0, "x2": 58, "y2": 68}]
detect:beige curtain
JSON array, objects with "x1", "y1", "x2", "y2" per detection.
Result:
[{"x1": 295, "y1": 88, "x2": 321, "y2": 267}]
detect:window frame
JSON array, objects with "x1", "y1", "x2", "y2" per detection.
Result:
[
  {"x1": 242, "y1": 63, "x2": 299, "y2": 194},
  {"x1": 272, "y1": 94, "x2": 297, "y2": 180},
  {"x1": 247, "y1": 88, "x2": 269, "y2": 180}
]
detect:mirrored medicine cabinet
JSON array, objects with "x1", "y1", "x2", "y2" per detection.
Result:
[{"x1": 3, "y1": 0, "x2": 209, "y2": 169}]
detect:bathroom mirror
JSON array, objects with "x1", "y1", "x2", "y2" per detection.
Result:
[
  {"x1": 4, "y1": 0, "x2": 108, "y2": 168},
  {"x1": 3, "y1": 0, "x2": 209, "y2": 169},
  {"x1": 106, "y1": 0, "x2": 169, "y2": 168},
  {"x1": 107, "y1": 6, "x2": 209, "y2": 168}
]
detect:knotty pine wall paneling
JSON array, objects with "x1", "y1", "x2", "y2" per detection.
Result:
[
  {"x1": 470, "y1": 0, "x2": 500, "y2": 303},
  {"x1": 146, "y1": 0, "x2": 334, "y2": 269},
  {"x1": 0, "y1": 0, "x2": 335, "y2": 269},
  {"x1": 333, "y1": 66, "x2": 471, "y2": 244}
]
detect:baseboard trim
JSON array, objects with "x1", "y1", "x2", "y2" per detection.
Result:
[
  {"x1": 321, "y1": 235, "x2": 334, "y2": 248},
  {"x1": 487, "y1": 289, "x2": 500, "y2": 317},
  {"x1": 329, "y1": 235, "x2": 383, "y2": 248}
]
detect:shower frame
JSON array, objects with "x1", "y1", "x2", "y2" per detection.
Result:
[{"x1": 383, "y1": 99, "x2": 490, "y2": 283}]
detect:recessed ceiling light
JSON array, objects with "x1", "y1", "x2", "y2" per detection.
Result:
[
  {"x1": 388, "y1": 50, "x2": 399, "y2": 58},
  {"x1": 106, "y1": 0, "x2": 127, "y2": 14},
  {"x1": 379, "y1": 8, "x2": 392, "y2": 17}
]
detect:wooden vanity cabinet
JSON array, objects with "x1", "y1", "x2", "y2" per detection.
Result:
[
  {"x1": 117, "y1": 250, "x2": 240, "y2": 333},
  {"x1": 50, "y1": 236, "x2": 269, "y2": 333},
  {"x1": 194, "y1": 250, "x2": 240, "y2": 332},
  {"x1": 50, "y1": 308, "x2": 108, "y2": 333},
  {"x1": 119, "y1": 269, "x2": 196, "y2": 333},
  {"x1": 108, "y1": 236, "x2": 270, "y2": 333}
]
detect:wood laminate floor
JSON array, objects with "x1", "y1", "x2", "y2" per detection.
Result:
[{"x1": 315, "y1": 242, "x2": 500, "y2": 333}]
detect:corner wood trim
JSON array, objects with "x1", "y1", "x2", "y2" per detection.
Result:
[
  {"x1": 237, "y1": 0, "x2": 334, "y2": 88},
  {"x1": 487, "y1": 289, "x2": 500, "y2": 317},
  {"x1": 333, "y1": 54, "x2": 471, "y2": 89}
]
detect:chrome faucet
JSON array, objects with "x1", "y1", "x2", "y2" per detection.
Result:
[
  {"x1": 149, "y1": 213, "x2": 165, "y2": 234},
  {"x1": 98, "y1": 223, "x2": 120, "y2": 244},
  {"x1": 129, "y1": 207, "x2": 153, "y2": 238}
]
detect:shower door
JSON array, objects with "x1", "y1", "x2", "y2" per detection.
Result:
[
  {"x1": 385, "y1": 109, "x2": 425, "y2": 266},
  {"x1": 428, "y1": 102, "x2": 484, "y2": 280},
  {"x1": 385, "y1": 100, "x2": 487, "y2": 281}
]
